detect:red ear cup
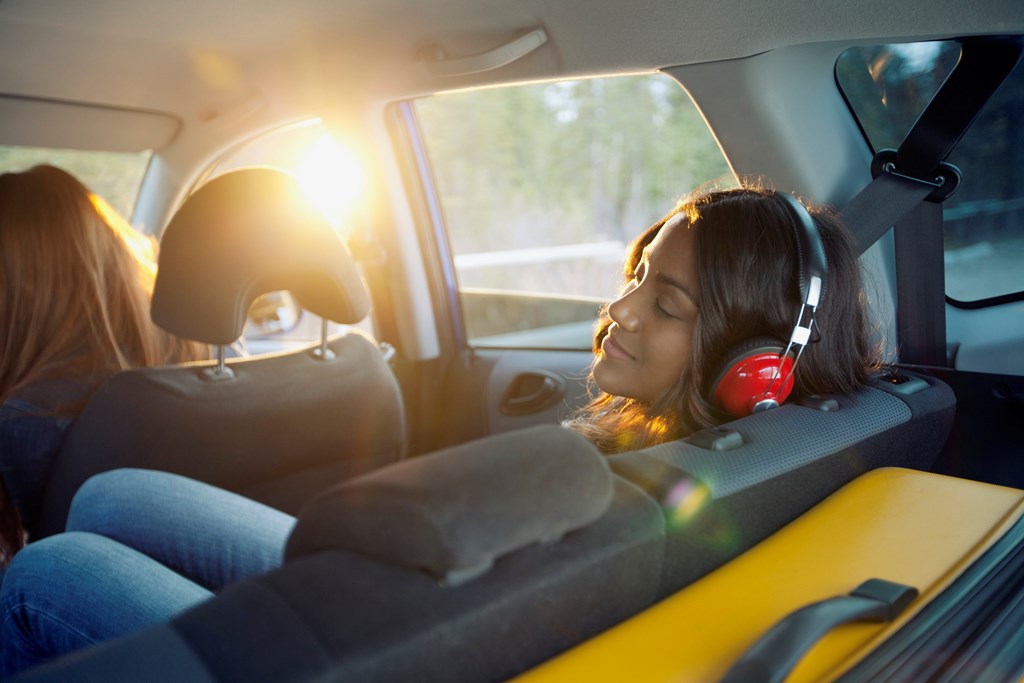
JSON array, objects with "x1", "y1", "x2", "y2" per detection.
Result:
[{"x1": 710, "y1": 338, "x2": 796, "y2": 418}]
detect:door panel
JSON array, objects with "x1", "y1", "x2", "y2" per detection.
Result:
[
  {"x1": 430, "y1": 348, "x2": 594, "y2": 450},
  {"x1": 483, "y1": 349, "x2": 594, "y2": 434}
]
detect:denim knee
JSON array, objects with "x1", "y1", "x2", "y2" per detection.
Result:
[
  {"x1": 0, "y1": 531, "x2": 212, "y2": 678},
  {"x1": 65, "y1": 469, "x2": 155, "y2": 534}
]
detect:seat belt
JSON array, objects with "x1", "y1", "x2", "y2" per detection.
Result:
[
  {"x1": 838, "y1": 38, "x2": 1023, "y2": 367},
  {"x1": 841, "y1": 163, "x2": 958, "y2": 367}
]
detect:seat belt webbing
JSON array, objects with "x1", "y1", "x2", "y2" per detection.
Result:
[
  {"x1": 893, "y1": 201, "x2": 947, "y2": 367},
  {"x1": 840, "y1": 171, "x2": 938, "y2": 258},
  {"x1": 840, "y1": 171, "x2": 949, "y2": 367}
]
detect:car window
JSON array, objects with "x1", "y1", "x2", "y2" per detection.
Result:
[
  {"x1": 413, "y1": 74, "x2": 736, "y2": 350},
  {"x1": 0, "y1": 146, "x2": 151, "y2": 222},
  {"x1": 836, "y1": 41, "x2": 1024, "y2": 305},
  {"x1": 205, "y1": 120, "x2": 373, "y2": 354}
]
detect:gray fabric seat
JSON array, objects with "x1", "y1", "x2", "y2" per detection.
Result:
[
  {"x1": 17, "y1": 373, "x2": 955, "y2": 682},
  {"x1": 608, "y1": 370, "x2": 956, "y2": 597},
  {"x1": 16, "y1": 426, "x2": 666, "y2": 683},
  {"x1": 36, "y1": 168, "x2": 405, "y2": 536}
]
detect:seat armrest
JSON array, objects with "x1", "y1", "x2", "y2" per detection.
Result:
[{"x1": 285, "y1": 425, "x2": 612, "y2": 585}]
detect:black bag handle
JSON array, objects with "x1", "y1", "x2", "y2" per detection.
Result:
[{"x1": 720, "y1": 578, "x2": 918, "y2": 683}]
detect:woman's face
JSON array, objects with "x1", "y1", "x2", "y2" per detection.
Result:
[{"x1": 593, "y1": 215, "x2": 699, "y2": 403}]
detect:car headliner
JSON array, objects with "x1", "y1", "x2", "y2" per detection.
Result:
[{"x1": 1, "y1": 0, "x2": 1022, "y2": 125}]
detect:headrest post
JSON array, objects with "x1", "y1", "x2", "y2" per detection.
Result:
[
  {"x1": 311, "y1": 318, "x2": 336, "y2": 362},
  {"x1": 201, "y1": 345, "x2": 235, "y2": 382}
]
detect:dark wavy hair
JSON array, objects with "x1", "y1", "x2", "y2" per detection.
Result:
[{"x1": 567, "y1": 183, "x2": 881, "y2": 453}]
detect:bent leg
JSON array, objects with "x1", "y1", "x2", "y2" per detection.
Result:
[
  {"x1": 66, "y1": 469, "x2": 297, "y2": 592},
  {"x1": 0, "y1": 532, "x2": 211, "y2": 678}
]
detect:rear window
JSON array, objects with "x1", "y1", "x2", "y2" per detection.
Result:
[
  {"x1": 0, "y1": 145, "x2": 151, "y2": 222},
  {"x1": 836, "y1": 41, "x2": 1024, "y2": 305}
]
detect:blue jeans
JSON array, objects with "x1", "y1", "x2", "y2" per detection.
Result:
[{"x1": 0, "y1": 469, "x2": 296, "y2": 678}]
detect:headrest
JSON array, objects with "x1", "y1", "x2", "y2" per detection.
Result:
[
  {"x1": 151, "y1": 167, "x2": 370, "y2": 345},
  {"x1": 285, "y1": 425, "x2": 613, "y2": 586}
]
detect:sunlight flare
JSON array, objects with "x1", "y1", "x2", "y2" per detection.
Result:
[{"x1": 292, "y1": 133, "x2": 364, "y2": 232}]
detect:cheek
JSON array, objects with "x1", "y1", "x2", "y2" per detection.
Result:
[{"x1": 646, "y1": 326, "x2": 693, "y2": 392}]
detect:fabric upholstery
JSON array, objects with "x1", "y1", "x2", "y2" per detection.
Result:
[
  {"x1": 152, "y1": 168, "x2": 370, "y2": 345},
  {"x1": 177, "y1": 477, "x2": 664, "y2": 683},
  {"x1": 37, "y1": 331, "x2": 403, "y2": 537},
  {"x1": 9, "y1": 625, "x2": 217, "y2": 683},
  {"x1": 608, "y1": 371, "x2": 956, "y2": 597},
  {"x1": 286, "y1": 425, "x2": 613, "y2": 584}
]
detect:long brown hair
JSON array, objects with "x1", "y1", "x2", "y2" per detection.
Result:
[
  {"x1": 0, "y1": 164, "x2": 205, "y2": 556},
  {"x1": 568, "y1": 183, "x2": 880, "y2": 453}
]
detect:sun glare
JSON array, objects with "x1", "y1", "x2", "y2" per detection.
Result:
[
  {"x1": 292, "y1": 133, "x2": 364, "y2": 231},
  {"x1": 89, "y1": 193, "x2": 158, "y2": 281}
]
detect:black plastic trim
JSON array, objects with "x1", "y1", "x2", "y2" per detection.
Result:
[
  {"x1": 723, "y1": 579, "x2": 917, "y2": 683},
  {"x1": 946, "y1": 291, "x2": 1024, "y2": 310},
  {"x1": 839, "y1": 512, "x2": 1024, "y2": 682}
]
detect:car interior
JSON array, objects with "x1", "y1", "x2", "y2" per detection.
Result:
[{"x1": 1, "y1": 0, "x2": 1023, "y2": 681}]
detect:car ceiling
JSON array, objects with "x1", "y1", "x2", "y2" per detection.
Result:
[{"x1": 1, "y1": 0, "x2": 1022, "y2": 128}]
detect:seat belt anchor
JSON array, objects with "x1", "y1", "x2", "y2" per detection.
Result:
[{"x1": 870, "y1": 149, "x2": 962, "y2": 203}]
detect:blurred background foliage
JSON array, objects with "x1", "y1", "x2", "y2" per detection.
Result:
[{"x1": 416, "y1": 74, "x2": 736, "y2": 256}]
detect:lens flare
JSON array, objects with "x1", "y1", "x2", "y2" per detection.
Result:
[
  {"x1": 292, "y1": 133, "x2": 364, "y2": 232},
  {"x1": 663, "y1": 477, "x2": 711, "y2": 528}
]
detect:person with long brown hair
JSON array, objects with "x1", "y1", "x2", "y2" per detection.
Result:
[
  {"x1": 0, "y1": 164, "x2": 205, "y2": 563},
  {"x1": 567, "y1": 183, "x2": 879, "y2": 452},
  {"x1": 0, "y1": 181, "x2": 880, "y2": 676}
]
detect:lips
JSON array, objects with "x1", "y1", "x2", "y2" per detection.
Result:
[{"x1": 602, "y1": 333, "x2": 635, "y2": 360}]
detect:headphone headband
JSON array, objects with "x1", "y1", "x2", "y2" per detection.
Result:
[{"x1": 775, "y1": 192, "x2": 828, "y2": 308}]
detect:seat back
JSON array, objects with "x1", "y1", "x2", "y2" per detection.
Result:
[
  {"x1": 608, "y1": 370, "x2": 956, "y2": 597},
  {"x1": 18, "y1": 426, "x2": 667, "y2": 683},
  {"x1": 36, "y1": 168, "x2": 404, "y2": 537},
  {"x1": 21, "y1": 372, "x2": 955, "y2": 681}
]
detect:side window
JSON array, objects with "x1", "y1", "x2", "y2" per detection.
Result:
[
  {"x1": 205, "y1": 120, "x2": 372, "y2": 355},
  {"x1": 414, "y1": 74, "x2": 736, "y2": 350},
  {"x1": 0, "y1": 146, "x2": 151, "y2": 221},
  {"x1": 837, "y1": 41, "x2": 1024, "y2": 305}
]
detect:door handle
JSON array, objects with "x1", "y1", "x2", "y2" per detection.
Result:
[
  {"x1": 720, "y1": 578, "x2": 918, "y2": 683},
  {"x1": 500, "y1": 371, "x2": 566, "y2": 416}
]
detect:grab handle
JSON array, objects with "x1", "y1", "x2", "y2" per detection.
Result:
[{"x1": 720, "y1": 578, "x2": 917, "y2": 683}]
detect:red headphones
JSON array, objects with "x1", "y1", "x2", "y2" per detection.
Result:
[{"x1": 709, "y1": 193, "x2": 828, "y2": 418}]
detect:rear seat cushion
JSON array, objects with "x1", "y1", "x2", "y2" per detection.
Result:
[{"x1": 286, "y1": 425, "x2": 613, "y2": 585}]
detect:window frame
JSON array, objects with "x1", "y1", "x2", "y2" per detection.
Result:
[{"x1": 834, "y1": 40, "x2": 1024, "y2": 310}]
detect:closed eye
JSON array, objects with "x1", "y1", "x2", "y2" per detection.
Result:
[{"x1": 654, "y1": 298, "x2": 676, "y2": 319}]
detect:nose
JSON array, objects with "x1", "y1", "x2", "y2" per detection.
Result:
[{"x1": 608, "y1": 287, "x2": 640, "y2": 332}]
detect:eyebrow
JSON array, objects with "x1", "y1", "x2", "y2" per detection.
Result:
[{"x1": 655, "y1": 272, "x2": 698, "y2": 305}]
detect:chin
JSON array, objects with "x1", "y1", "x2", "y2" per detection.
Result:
[
  {"x1": 591, "y1": 363, "x2": 617, "y2": 396},
  {"x1": 593, "y1": 369, "x2": 636, "y2": 402}
]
